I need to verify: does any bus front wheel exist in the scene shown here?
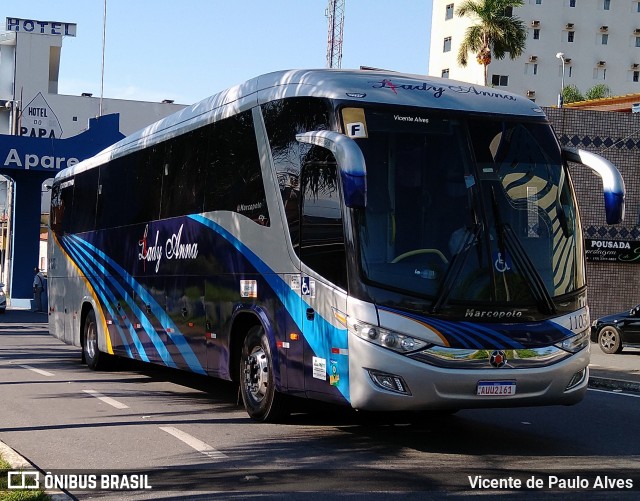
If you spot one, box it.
[239,325,288,422]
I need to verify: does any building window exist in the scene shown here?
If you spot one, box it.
[637,2,640,13]
[443,37,452,52]
[601,33,608,45]
[503,7,513,17]
[636,36,640,47]
[446,3,454,20]
[533,28,540,39]
[570,0,576,6]
[568,31,575,42]
[536,0,542,4]
[491,74,509,86]
[603,0,610,10]
[526,63,538,75]
[634,71,639,82]
[441,68,450,78]
[593,67,606,80]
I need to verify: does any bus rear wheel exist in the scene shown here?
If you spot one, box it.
[239,325,288,422]
[83,309,110,370]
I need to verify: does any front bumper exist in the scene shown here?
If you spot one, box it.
[348,334,589,411]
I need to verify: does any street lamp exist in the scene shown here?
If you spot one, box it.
[556,52,566,108]
[0,99,20,135]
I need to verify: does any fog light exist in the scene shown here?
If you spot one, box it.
[367,369,411,395]
[566,368,587,390]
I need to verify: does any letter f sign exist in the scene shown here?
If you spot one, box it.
[346,122,367,138]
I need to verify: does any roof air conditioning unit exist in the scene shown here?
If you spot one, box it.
[529,55,538,62]
[600,26,608,32]
[597,61,606,67]
[564,58,572,64]
[531,20,540,27]
[565,23,574,30]
[632,63,640,69]
[635,28,640,35]
[526,90,536,97]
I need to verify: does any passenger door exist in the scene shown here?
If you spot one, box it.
[297,152,350,401]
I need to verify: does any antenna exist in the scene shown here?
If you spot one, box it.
[326,0,345,68]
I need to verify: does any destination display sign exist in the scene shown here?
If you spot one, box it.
[585,238,640,264]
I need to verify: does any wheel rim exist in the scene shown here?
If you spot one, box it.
[243,346,269,403]
[600,328,617,350]
[86,322,97,359]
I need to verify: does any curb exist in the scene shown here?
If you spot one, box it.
[0,439,73,501]
[589,376,640,394]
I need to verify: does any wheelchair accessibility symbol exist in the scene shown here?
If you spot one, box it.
[301,277,316,297]
[494,252,511,273]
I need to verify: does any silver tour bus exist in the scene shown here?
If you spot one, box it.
[48,70,625,421]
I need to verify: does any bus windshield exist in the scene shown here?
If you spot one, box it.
[350,107,584,307]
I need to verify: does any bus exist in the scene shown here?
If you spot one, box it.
[48,69,625,422]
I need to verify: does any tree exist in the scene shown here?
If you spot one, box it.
[456,0,527,86]
[585,84,611,101]
[561,84,611,105]
[562,85,584,104]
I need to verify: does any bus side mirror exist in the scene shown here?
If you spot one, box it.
[296,130,367,208]
[562,147,625,225]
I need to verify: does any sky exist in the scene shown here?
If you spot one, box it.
[2,0,434,105]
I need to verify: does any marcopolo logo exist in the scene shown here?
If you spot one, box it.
[465,309,524,319]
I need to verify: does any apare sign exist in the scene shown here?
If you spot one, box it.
[0,114,124,173]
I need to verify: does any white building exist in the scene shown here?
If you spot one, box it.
[429,0,640,106]
[0,16,185,139]
[0,16,188,306]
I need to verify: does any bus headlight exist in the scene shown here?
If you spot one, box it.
[554,330,589,353]
[350,320,427,354]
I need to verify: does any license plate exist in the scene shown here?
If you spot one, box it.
[477,381,516,396]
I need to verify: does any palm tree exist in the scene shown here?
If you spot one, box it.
[456,0,527,86]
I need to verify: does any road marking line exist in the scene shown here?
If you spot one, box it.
[588,388,640,399]
[82,389,129,409]
[159,426,228,460]
[17,364,55,377]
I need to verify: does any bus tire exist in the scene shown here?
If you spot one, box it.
[239,325,288,422]
[83,309,109,370]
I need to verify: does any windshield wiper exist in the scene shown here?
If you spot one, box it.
[490,187,555,314]
[431,224,481,314]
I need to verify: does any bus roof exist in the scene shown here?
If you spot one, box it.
[56,69,546,180]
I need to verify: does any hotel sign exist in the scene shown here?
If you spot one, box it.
[585,238,640,264]
[6,17,76,37]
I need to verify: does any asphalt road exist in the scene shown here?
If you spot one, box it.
[1,309,639,500]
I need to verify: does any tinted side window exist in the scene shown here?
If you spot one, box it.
[97,147,163,229]
[51,180,74,236]
[160,128,206,219]
[204,110,269,225]
[262,98,333,249]
[299,149,347,290]
[71,168,99,233]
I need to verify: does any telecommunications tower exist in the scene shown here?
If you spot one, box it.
[326,0,345,68]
